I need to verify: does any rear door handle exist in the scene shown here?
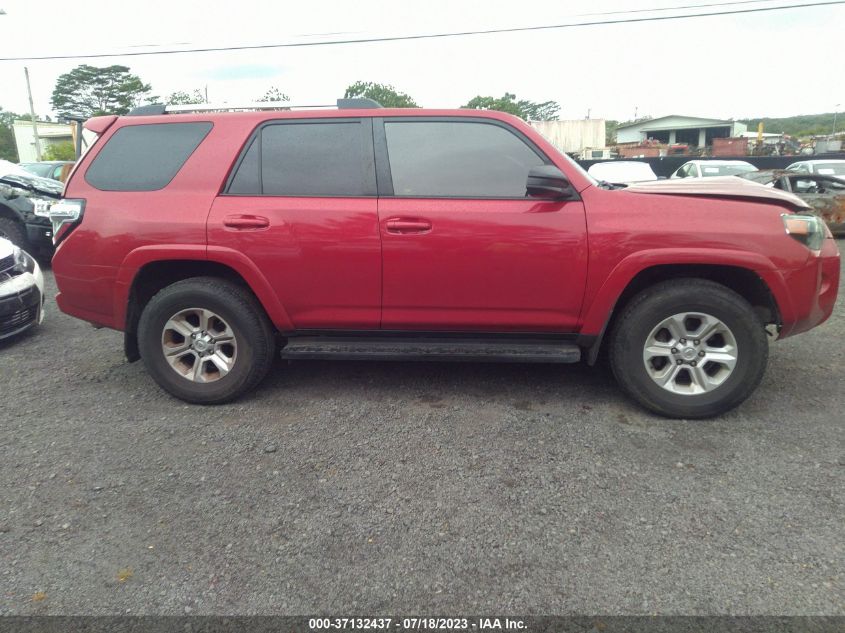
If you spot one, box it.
[223,214,270,230]
[385,217,432,234]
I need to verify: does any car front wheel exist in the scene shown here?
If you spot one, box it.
[609,279,769,418]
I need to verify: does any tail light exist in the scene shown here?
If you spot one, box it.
[49,199,85,245]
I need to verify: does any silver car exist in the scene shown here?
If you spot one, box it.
[0,237,44,340]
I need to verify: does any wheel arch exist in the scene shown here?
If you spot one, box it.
[119,248,293,361]
[581,260,783,365]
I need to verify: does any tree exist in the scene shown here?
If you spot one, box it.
[461,93,560,121]
[257,87,290,103]
[0,107,20,162]
[43,141,76,161]
[605,120,619,146]
[343,81,418,108]
[51,65,155,117]
[166,89,205,105]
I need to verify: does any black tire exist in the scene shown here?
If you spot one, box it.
[608,278,768,419]
[0,217,29,251]
[137,277,275,404]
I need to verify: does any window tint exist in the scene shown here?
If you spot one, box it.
[228,137,260,194]
[384,121,545,197]
[259,122,371,196]
[86,122,212,191]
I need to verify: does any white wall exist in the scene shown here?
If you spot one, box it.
[12,121,73,162]
[529,119,606,153]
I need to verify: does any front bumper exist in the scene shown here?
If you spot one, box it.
[777,237,840,339]
[0,253,45,340]
[24,218,54,251]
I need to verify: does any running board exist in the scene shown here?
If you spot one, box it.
[280,337,581,363]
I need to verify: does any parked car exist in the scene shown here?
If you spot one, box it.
[0,236,44,340]
[0,160,63,256]
[670,160,757,179]
[49,100,840,418]
[739,170,845,237]
[587,161,658,185]
[18,160,75,182]
[785,159,845,182]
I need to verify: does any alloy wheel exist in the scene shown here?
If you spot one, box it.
[160,308,238,383]
[642,312,738,395]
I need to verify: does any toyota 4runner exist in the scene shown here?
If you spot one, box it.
[50,99,840,418]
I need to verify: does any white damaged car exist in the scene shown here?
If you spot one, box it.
[0,236,44,340]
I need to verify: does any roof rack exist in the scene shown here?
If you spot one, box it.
[127,97,383,116]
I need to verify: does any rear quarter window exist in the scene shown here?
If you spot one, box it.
[85,122,212,191]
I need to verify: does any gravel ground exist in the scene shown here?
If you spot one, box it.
[1,251,843,616]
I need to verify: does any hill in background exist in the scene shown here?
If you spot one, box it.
[739,112,839,138]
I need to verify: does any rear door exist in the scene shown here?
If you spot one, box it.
[374,117,588,332]
[208,118,381,329]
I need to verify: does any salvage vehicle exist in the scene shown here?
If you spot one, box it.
[670,160,757,179]
[49,100,840,418]
[739,170,845,236]
[0,160,63,256]
[0,236,44,340]
[18,160,75,182]
[785,159,845,182]
[586,161,658,185]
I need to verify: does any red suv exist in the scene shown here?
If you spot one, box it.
[50,99,840,418]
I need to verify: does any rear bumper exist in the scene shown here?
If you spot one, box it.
[777,238,840,339]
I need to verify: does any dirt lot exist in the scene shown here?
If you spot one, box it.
[1,251,843,615]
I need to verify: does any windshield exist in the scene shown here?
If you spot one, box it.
[560,151,598,185]
[814,162,845,176]
[19,163,55,178]
[588,162,656,183]
[700,164,756,177]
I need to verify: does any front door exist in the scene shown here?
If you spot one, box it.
[376,118,588,332]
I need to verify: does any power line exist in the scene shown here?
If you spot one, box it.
[1,0,842,62]
[574,0,788,17]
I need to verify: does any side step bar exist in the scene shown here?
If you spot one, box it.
[280,337,581,363]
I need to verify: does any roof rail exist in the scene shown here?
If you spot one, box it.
[127,98,383,116]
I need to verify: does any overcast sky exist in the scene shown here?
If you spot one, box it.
[0,0,842,122]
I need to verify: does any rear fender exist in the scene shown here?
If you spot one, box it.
[114,245,294,333]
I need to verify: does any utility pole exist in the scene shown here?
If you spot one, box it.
[24,66,42,161]
[834,104,840,137]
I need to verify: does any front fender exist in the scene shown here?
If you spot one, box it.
[579,247,791,336]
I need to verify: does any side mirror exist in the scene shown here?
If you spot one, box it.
[526,165,575,199]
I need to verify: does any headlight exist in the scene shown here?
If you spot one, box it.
[782,214,826,251]
[32,198,54,217]
[11,245,37,274]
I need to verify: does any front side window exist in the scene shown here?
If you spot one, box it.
[228,120,374,196]
[86,122,212,191]
[384,120,546,198]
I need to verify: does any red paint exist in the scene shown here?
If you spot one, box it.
[53,107,839,346]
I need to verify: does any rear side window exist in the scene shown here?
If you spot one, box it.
[85,122,212,191]
[227,120,375,196]
[384,121,546,198]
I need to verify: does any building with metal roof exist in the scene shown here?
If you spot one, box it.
[616,115,747,149]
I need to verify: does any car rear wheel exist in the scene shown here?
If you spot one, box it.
[138,277,275,404]
[609,279,769,418]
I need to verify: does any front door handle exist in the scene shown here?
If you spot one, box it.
[223,214,270,230]
[385,217,432,234]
